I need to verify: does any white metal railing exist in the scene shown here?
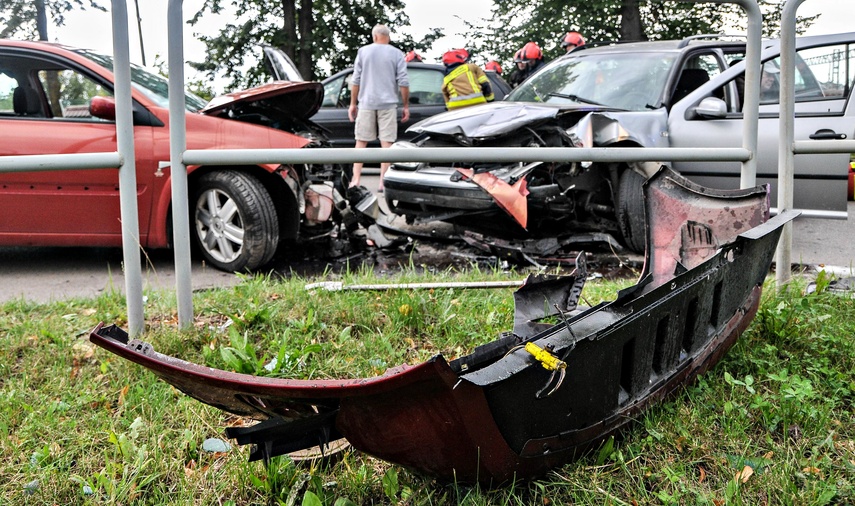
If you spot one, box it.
[0,0,145,336]
[166,0,762,328]
[7,0,844,333]
[776,0,853,286]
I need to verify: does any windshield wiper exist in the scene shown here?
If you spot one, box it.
[547,92,605,106]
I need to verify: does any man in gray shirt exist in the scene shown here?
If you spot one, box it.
[348,24,410,192]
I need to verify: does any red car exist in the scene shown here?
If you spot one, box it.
[0,40,344,271]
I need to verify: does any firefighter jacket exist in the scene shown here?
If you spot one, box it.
[442,63,495,110]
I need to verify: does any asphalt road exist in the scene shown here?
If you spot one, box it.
[1,177,853,304]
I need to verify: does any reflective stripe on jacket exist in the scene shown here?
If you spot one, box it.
[442,63,494,110]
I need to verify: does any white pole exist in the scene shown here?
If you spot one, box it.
[111,0,145,336]
[168,0,195,328]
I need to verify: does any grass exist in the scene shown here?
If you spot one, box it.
[0,263,853,505]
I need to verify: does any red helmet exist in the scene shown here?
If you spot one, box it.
[515,42,542,62]
[485,60,503,74]
[405,50,423,62]
[560,31,586,49]
[442,48,469,66]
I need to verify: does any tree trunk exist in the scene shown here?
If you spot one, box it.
[619,0,646,41]
[35,0,48,40]
[298,0,314,80]
[281,0,297,60]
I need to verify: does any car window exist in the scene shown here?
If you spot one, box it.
[721,43,851,113]
[407,67,444,105]
[0,73,16,114]
[507,52,676,111]
[322,74,346,107]
[792,44,852,107]
[74,49,207,112]
[671,53,725,104]
[37,68,112,120]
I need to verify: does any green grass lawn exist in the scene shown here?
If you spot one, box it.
[1,266,853,505]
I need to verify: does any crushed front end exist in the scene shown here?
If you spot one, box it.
[383,103,669,253]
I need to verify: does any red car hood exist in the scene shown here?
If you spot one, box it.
[201,81,324,120]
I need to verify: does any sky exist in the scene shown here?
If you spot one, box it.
[49,0,853,93]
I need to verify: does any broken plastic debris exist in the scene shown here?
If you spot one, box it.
[201,438,231,453]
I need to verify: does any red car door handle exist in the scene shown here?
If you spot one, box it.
[809,129,847,140]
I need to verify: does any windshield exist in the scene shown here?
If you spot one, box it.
[506,52,676,111]
[75,49,208,112]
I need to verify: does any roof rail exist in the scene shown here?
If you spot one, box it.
[571,39,643,51]
[678,34,748,48]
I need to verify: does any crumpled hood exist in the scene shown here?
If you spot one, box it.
[407,101,573,139]
[201,81,324,120]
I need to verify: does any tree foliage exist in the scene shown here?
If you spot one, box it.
[0,0,104,40]
[463,0,817,76]
[189,0,443,89]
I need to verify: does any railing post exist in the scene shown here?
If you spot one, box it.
[704,0,762,188]
[775,0,805,288]
[111,0,145,336]
[168,0,194,328]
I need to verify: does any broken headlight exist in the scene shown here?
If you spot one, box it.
[390,141,422,171]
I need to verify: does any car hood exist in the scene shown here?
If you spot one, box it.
[407,101,608,139]
[201,81,324,120]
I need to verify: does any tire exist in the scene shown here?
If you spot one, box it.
[192,171,279,272]
[616,168,647,253]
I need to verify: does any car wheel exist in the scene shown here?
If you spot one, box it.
[617,168,646,253]
[192,171,279,272]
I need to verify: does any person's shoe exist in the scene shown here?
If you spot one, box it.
[377,188,384,194]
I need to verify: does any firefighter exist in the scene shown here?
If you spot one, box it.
[441,48,495,110]
[405,50,423,62]
[508,42,545,88]
[560,31,586,53]
[485,60,503,75]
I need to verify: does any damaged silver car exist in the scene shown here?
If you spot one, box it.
[384,34,853,252]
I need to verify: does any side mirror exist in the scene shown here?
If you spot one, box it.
[694,97,727,119]
[89,96,116,121]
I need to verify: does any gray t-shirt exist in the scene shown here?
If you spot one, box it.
[351,43,409,110]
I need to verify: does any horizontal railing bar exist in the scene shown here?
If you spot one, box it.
[793,140,855,154]
[771,207,848,219]
[183,147,752,166]
[0,152,121,173]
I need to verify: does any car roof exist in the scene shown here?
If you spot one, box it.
[322,61,506,83]
[570,36,749,57]
[567,31,855,59]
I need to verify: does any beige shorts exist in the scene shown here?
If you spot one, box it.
[355,108,398,143]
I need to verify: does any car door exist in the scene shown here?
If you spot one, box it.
[669,39,852,213]
[402,65,447,135]
[311,70,356,147]
[0,49,156,246]
[486,70,512,100]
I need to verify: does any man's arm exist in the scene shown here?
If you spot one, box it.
[348,84,360,122]
[399,86,410,122]
[474,66,495,102]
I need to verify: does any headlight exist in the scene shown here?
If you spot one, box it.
[390,141,422,170]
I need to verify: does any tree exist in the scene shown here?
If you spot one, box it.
[0,0,104,41]
[189,0,443,90]
[463,0,817,75]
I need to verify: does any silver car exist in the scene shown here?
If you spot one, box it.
[383,34,852,252]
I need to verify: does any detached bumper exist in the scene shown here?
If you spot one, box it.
[90,168,795,485]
